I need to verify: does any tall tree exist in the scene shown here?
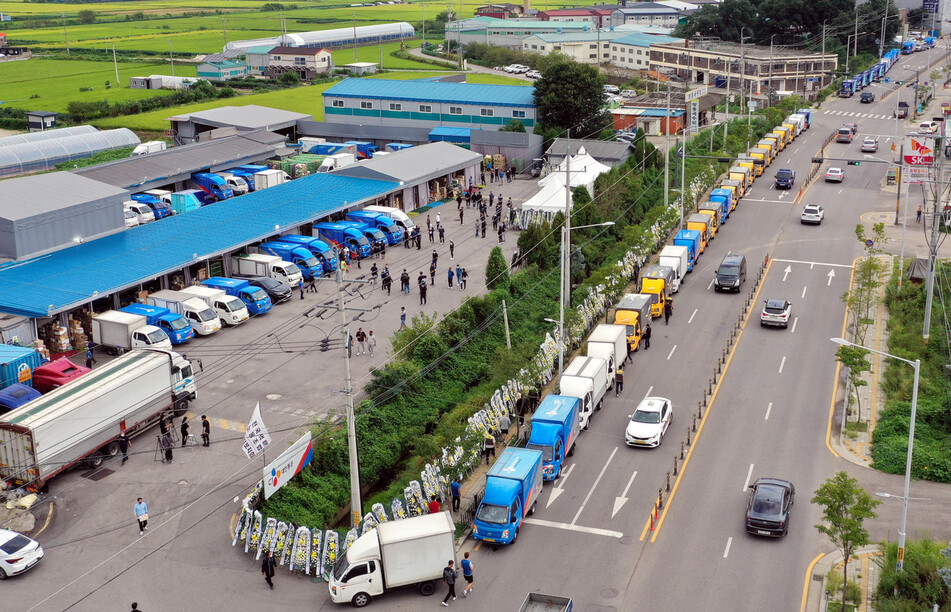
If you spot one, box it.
[812,471,881,612]
[533,60,612,138]
[485,246,510,290]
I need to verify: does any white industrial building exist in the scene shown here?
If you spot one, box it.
[223,22,415,53]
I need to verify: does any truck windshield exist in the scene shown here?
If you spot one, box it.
[332,555,350,581]
[169,317,189,331]
[283,263,302,276]
[357,237,370,246]
[195,308,217,322]
[718,265,740,277]
[526,442,553,461]
[625,325,636,337]
[303,256,320,269]
[146,329,167,343]
[475,502,511,525]
[248,288,268,302]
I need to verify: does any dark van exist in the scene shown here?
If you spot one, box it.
[714,254,747,293]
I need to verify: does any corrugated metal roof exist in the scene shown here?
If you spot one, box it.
[0,173,129,221]
[545,138,632,161]
[324,78,535,107]
[0,173,400,318]
[74,130,286,190]
[168,105,312,130]
[612,108,685,117]
[333,142,481,183]
[613,33,683,47]
[528,31,628,43]
[244,45,276,55]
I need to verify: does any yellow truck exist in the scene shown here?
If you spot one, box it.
[748,147,770,170]
[639,265,675,318]
[720,180,741,209]
[727,167,749,196]
[781,122,797,142]
[614,293,653,351]
[764,134,784,153]
[697,204,721,237]
[738,156,762,178]
[756,139,776,164]
[771,127,792,147]
[686,213,711,252]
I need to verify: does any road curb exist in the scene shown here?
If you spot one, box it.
[803,545,882,612]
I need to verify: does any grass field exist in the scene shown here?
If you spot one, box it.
[0,58,198,112]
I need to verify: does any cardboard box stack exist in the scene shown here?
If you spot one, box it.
[31,339,49,361]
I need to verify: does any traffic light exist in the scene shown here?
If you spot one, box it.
[717,157,732,163]
[811,157,824,164]
[847,161,861,166]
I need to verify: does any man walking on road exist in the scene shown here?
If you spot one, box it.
[664,298,672,325]
[134,497,149,535]
[456,265,462,290]
[439,226,446,243]
[355,328,367,356]
[400,307,407,330]
[460,268,468,290]
[262,550,276,590]
[367,331,377,356]
[420,279,428,305]
[430,261,437,285]
[615,367,624,396]
[442,560,458,606]
[448,267,454,288]
[450,478,462,512]
[643,324,651,350]
[118,429,130,464]
[449,240,455,259]
[201,415,211,447]
[180,417,189,447]
[461,552,474,596]
[85,346,97,369]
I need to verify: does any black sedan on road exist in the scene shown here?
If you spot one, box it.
[238,276,292,304]
[745,478,795,537]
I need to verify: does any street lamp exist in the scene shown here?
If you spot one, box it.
[831,337,920,572]
[551,221,616,387]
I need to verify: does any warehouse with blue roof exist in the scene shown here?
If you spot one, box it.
[323,78,537,131]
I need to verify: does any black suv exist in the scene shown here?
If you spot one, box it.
[746,478,795,537]
[236,276,292,303]
[714,254,747,293]
[860,91,875,103]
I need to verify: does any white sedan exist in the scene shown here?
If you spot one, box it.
[0,529,44,579]
[825,168,844,182]
[800,204,824,224]
[625,397,672,448]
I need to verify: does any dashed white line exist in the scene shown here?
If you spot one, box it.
[688,308,698,324]
[707,279,715,290]
[801,286,807,299]
[778,355,787,373]
[643,385,654,400]
[743,463,754,491]
[838,189,843,195]
[790,317,798,334]
[666,345,677,360]
[765,402,773,420]
[723,537,733,558]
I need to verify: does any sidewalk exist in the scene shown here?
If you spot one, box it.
[804,546,883,612]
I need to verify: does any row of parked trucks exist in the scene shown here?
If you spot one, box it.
[840,48,901,97]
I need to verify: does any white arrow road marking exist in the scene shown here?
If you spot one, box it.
[783,265,792,281]
[765,402,773,420]
[827,269,836,286]
[612,470,639,518]
[571,447,617,525]
[743,463,754,491]
[723,537,733,558]
[778,355,787,373]
[688,308,698,324]
[778,190,787,199]
[546,463,576,508]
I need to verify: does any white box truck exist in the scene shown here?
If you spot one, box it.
[146,290,222,336]
[329,511,456,607]
[179,286,249,326]
[130,141,167,156]
[253,169,285,190]
[363,205,417,234]
[658,245,689,293]
[92,310,172,352]
[217,172,249,195]
[0,350,197,488]
[143,189,172,206]
[585,324,627,386]
[317,152,357,173]
[232,253,303,288]
[559,356,609,430]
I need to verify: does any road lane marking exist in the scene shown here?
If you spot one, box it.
[800,554,827,612]
[838,189,843,195]
[571,447,617,525]
[688,308,698,324]
[612,470,639,518]
[827,269,836,285]
[707,279,715,290]
[743,463,754,490]
[779,355,787,373]
[547,463,575,507]
[666,345,677,360]
[643,258,774,542]
[643,385,654,400]
[771,258,854,269]
[723,537,733,558]
[783,265,792,281]
[523,517,623,539]
[790,317,798,334]
[765,402,773,420]
[826,257,860,458]
[801,286,807,299]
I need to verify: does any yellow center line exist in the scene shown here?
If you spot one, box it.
[33,502,54,537]
[825,256,860,457]
[640,258,773,542]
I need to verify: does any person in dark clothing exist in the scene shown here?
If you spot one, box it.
[459,208,464,224]
[432,250,438,270]
[401,270,410,294]
[460,268,468,290]
[615,367,624,396]
[118,430,131,464]
[664,298,672,325]
[428,226,435,242]
[420,281,428,305]
[450,479,462,512]
[643,324,652,349]
[180,417,189,447]
[382,273,392,295]
[475,220,480,237]
[498,226,504,243]
[439,226,445,243]
[262,550,276,590]
[430,261,437,285]
[370,263,378,283]
[448,268,454,288]
[161,432,174,463]
[201,415,210,446]
[481,220,487,238]
[85,346,97,369]
[442,561,458,606]
[449,240,455,259]
[456,194,462,208]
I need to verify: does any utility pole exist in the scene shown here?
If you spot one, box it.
[854,9,859,58]
[923,133,945,342]
[769,35,775,107]
[113,45,120,86]
[664,88,671,214]
[169,40,175,76]
[63,13,69,56]
[222,15,228,44]
[739,28,746,114]
[880,2,889,58]
[312,250,375,527]
[821,22,828,89]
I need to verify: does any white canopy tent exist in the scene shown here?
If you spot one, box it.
[537,146,611,199]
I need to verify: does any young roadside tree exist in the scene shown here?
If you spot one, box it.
[844,222,888,346]
[812,471,881,612]
[835,345,871,422]
[485,246,509,290]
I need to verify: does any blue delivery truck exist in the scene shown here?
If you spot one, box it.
[257,241,324,279]
[344,140,378,159]
[796,109,812,129]
[202,278,272,316]
[472,447,544,545]
[314,222,372,259]
[346,210,404,246]
[279,235,337,273]
[119,304,194,344]
[190,172,233,201]
[673,229,702,270]
[339,221,387,255]
[709,188,733,220]
[0,383,41,413]
[527,395,580,481]
[131,194,172,219]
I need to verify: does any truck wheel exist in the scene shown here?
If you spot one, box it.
[174,399,189,417]
[104,442,120,457]
[352,592,371,607]
[567,445,575,457]
[511,528,518,544]
[86,453,104,469]
[528,501,537,516]
[596,399,603,412]
[419,580,436,596]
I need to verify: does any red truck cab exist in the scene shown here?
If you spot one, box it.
[32,358,91,393]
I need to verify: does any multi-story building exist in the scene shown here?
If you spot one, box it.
[649,39,839,96]
[196,60,249,81]
[610,2,683,28]
[522,31,629,64]
[447,17,594,49]
[323,78,536,131]
[474,3,526,19]
[267,46,333,80]
[609,33,682,70]
[535,7,616,28]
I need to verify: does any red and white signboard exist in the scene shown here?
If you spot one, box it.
[904,137,935,165]
[902,166,929,184]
